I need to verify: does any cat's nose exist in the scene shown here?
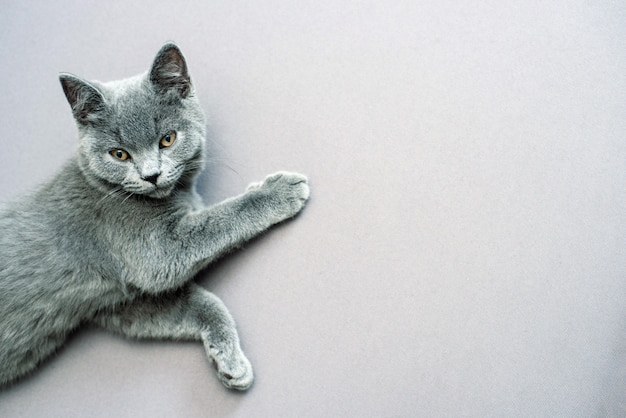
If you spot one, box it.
[142,173,160,185]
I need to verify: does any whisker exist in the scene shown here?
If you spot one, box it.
[221,163,239,176]
[121,192,135,204]
[97,187,125,205]
[202,160,240,176]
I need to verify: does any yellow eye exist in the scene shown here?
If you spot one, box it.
[160,131,176,148]
[110,149,130,161]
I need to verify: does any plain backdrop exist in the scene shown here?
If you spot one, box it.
[0,1,625,417]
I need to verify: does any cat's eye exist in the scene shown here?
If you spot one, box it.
[159,131,177,148]
[110,149,130,161]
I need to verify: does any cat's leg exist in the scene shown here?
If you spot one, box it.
[176,172,309,270]
[91,283,253,390]
[128,172,309,294]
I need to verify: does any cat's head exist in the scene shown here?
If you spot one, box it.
[60,43,206,199]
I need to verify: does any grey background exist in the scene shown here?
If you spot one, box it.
[1,1,625,417]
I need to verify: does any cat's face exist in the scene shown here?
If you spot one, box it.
[60,44,206,199]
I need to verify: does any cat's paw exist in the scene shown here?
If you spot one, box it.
[247,171,310,224]
[207,344,254,391]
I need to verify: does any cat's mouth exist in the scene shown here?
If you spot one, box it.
[116,165,186,199]
[122,180,177,199]
[146,185,176,199]
[140,180,178,198]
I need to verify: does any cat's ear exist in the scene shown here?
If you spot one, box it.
[150,43,192,99]
[59,73,106,125]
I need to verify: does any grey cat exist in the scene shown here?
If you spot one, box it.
[0,43,309,390]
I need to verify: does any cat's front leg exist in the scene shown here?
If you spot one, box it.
[92,284,254,390]
[123,172,308,295]
[174,171,309,271]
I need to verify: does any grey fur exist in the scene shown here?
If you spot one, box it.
[0,43,309,390]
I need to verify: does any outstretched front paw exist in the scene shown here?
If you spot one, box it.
[247,171,310,224]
